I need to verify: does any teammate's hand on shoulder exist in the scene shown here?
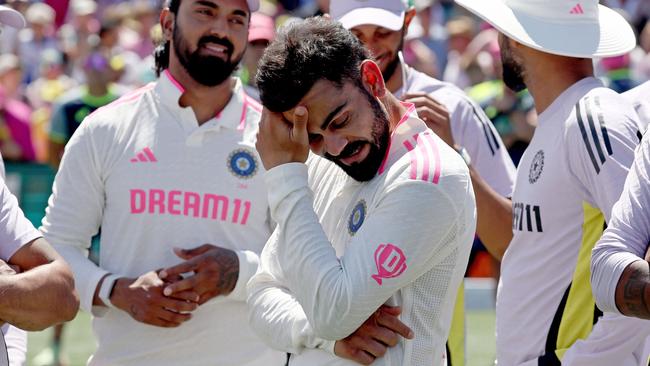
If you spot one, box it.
[334,306,414,365]
[401,93,454,147]
[256,106,310,170]
[110,270,199,328]
[159,244,239,305]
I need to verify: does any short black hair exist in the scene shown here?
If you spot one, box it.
[256,17,370,112]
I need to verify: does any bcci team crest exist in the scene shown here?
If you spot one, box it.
[529,150,545,184]
[348,200,367,235]
[228,149,258,179]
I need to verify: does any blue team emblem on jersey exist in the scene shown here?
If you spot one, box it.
[529,150,545,184]
[348,200,367,235]
[228,149,258,179]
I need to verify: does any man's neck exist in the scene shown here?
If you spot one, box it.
[87,83,109,97]
[385,59,405,95]
[525,58,594,115]
[168,63,235,125]
[383,93,408,133]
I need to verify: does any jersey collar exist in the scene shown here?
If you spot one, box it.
[377,102,429,175]
[156,69,249,131]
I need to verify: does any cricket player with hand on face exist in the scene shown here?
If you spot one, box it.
[247,17,476,366]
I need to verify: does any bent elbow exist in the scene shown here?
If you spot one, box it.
[52,260,80,323]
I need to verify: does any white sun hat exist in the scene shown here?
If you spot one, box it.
[330,0,411,31]
[0,5,25,29]
[454,0,636,58]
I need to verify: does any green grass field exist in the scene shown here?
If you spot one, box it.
[25,310,496,366]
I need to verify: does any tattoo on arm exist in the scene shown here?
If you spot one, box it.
[617,262,650,319]
[215,250,239,294]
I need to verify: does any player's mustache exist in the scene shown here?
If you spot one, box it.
[198,36,234,55]
[327,140,369,161]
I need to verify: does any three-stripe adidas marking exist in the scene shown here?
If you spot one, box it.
[402,131,441,184]
[569,3,584,14]
[130,147,158,163]
[470,103,500,156]
[575,96,613,174]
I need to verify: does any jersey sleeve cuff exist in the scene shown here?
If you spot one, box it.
[227,250,260,302]
[592,252,642,314]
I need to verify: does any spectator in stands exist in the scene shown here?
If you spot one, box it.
[242,12,276,100]
[18,2,59,85]
[58,0,101,79]
[0,54,36,163]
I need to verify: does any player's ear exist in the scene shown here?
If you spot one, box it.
[160,8,174,42]
[360,60,386,98]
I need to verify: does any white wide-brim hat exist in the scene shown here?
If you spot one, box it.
[454,0,636,58]
[0,5,25,29]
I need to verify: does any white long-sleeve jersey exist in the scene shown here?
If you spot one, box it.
[40,71,284,366]
[591,131,650,314]
[248,105,476,365]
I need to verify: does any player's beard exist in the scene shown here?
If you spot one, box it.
[173,22,243,87]
[325,88,390,182]
[500,41,527,92]
[381,31,405,82]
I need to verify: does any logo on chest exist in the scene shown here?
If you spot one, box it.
[528,150,545,184]
[228,149,258,179]
[348,200,367,235]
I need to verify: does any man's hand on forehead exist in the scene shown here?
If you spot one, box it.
[256,106,310,170]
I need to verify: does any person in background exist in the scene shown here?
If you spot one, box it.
[455,0,650,364]
[0,55,36,163]
[17,2,59,85]
[242,12,276,100]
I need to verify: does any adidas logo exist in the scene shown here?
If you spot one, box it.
[569,3,584,14]
[130,147,158,163]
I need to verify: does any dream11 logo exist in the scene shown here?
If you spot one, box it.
[372,244,407,285]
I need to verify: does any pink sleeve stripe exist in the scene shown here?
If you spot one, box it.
[164,69,186,93]
[238,94,263,130]
[419,132,441,184]
[402,140,418,180]
[416,135,431,182]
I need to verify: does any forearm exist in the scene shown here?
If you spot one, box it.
[0,259,78,330]
[614,260,650,319]
[469,165,513,260]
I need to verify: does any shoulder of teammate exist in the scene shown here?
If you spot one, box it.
[565,87,640,218]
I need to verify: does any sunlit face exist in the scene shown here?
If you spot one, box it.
[498,33,527,92]
[351,24,404,82]
[282,79,391,182]
[171,0,249,86]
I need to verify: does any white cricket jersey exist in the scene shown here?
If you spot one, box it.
[623,80,650,134]
[396,65,516,197]
[40,70,284,366]
[497,77,650,366]
[592,132,650,314]
[248,105,476,365]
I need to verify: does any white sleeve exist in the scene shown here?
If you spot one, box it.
[225,249,260,302]
[0,177,42,261]
[591,134,650,314]
[262,162,472,341]
[566,104,639,222]
[2,325,26,366]
[40,121,108,315]
[248,230,334,354]
[453,97,516,197]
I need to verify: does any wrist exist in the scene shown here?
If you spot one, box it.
[98,274,121,309]
[109,277,132,311]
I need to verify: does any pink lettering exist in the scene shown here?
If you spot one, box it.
[183,192,201,217]
[241,201,251,225]
[232,199,241,224]
[130,189,146,214]
[202,194,228,220]
[149,189,166,214]
[168,190,182,215]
